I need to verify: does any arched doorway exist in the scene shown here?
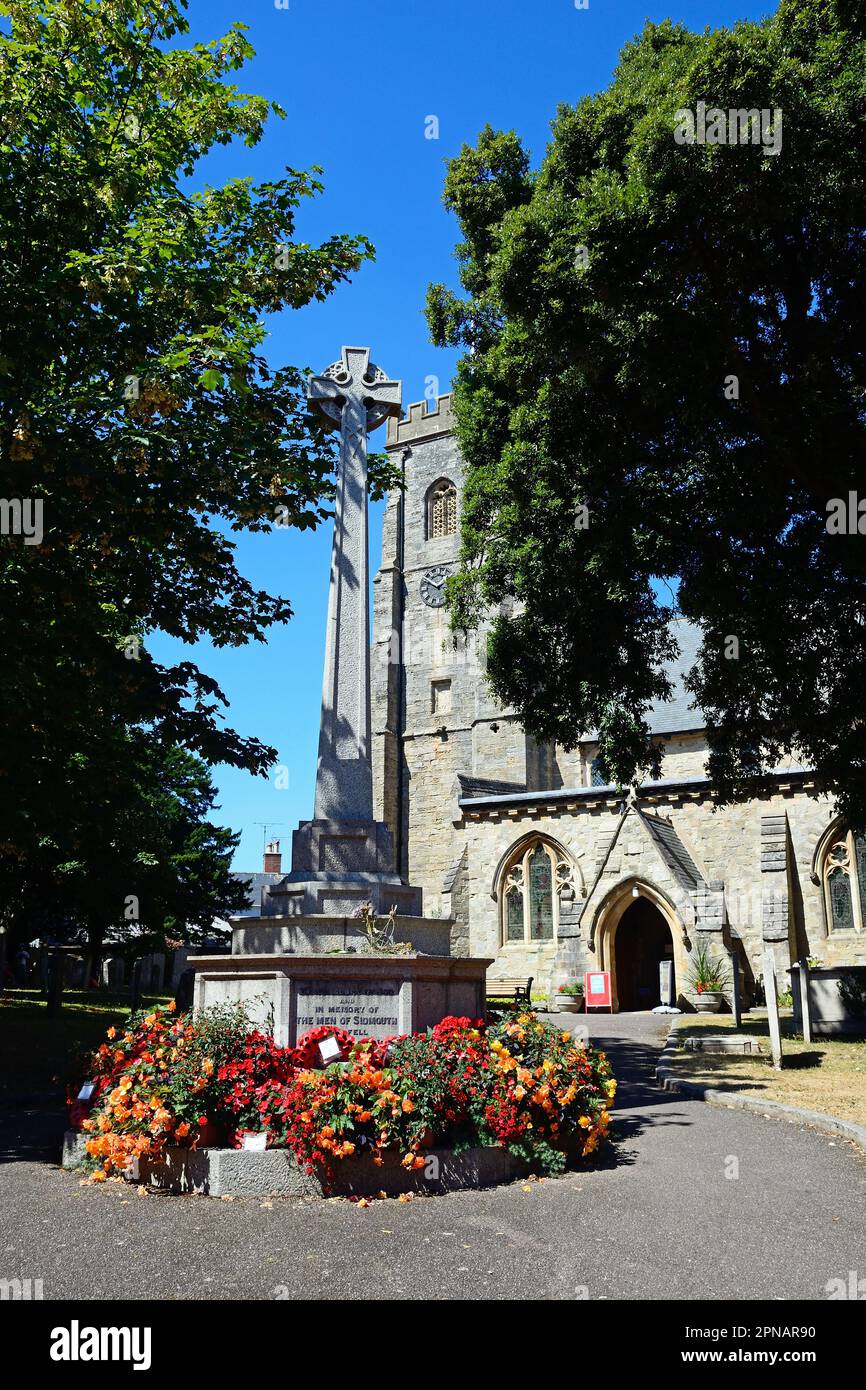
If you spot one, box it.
[613,897,675,1011]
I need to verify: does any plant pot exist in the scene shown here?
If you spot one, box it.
[690,991,723,1014]
[557,995,584,1013]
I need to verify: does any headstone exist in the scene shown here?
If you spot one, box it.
[797,958,813,1044]
[762,948,783,1070]
[46,951,64,1018]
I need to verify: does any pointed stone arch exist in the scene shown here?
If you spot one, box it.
[490,831,584,901]
[590,877,689,1012]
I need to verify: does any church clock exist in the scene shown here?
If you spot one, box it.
[419,566,448,608]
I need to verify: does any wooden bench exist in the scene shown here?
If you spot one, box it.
[486,976,534,1013]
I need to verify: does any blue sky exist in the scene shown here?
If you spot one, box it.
[152,0,774,870]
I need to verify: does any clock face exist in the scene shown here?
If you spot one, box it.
[420,566,448,608]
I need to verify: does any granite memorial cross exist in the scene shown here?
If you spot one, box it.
[307,347,402,823]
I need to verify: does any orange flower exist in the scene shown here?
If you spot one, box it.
[106,1027,117,1040]
[401,1097,415,1114]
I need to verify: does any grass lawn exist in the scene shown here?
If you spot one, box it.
[0,989,171,1102]
[668,1013,866,1127]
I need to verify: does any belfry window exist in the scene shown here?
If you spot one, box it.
[428,479,457,539]
[821,828,866,933]
[501,839,562,945]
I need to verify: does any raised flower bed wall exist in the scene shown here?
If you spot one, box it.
[72,1141,529,1199]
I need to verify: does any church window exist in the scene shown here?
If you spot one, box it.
[428,479,458,539]
[821,828,866,933]
[590,756,608,787]
[500,839,564,946]
[431,678,452,715]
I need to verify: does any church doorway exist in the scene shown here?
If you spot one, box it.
[613,897,675,1011]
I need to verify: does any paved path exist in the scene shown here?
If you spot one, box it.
[1,1013,863,1300]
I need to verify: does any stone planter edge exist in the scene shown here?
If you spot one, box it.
[61,1131,530,1198]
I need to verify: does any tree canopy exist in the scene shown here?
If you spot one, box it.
[427,0,866,822]
[0,0,378,942]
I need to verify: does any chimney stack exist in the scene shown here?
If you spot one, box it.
[263,839,282,875]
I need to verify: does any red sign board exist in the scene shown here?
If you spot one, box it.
[584,970,612,1011]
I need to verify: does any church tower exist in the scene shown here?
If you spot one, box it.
[372,394,542,924]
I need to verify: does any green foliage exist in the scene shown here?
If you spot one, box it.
[0,0,376,935]
[427,0,866,818]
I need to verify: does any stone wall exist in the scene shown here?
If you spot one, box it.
[457,779,866,999]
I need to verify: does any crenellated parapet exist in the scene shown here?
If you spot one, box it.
[386,393,455,448]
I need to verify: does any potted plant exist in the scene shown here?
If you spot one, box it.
[688,945,730,1013]
[556,982,585,1013]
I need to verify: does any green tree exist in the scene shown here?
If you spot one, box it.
[0,1,384,887]
[427,0,866,821]
[0,738,249,979]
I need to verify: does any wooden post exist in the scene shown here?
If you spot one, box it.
[797,958,813,1044]
[763,948,783,1070]
[729,949,742,1028]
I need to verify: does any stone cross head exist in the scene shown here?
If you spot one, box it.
[307,345,401,433]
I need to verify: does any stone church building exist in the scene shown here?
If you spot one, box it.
[371,393,866,1009]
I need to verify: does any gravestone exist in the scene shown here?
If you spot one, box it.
[762,948,784,1070]
[797,957,813,1043]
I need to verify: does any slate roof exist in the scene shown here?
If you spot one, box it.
[230,870,282,917]
[456,774,526,797]
[646,617,704,735]
[638,811,706,890]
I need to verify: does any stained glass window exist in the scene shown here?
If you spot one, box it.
[828,866,855,932]
[822,829,865,933]
[856,834,866,927]
[528,844,554,940]
[500,840,565,946]
[506,889,524,941]
[590,757,608,787]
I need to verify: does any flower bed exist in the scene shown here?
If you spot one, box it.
[69,1002,615,1194]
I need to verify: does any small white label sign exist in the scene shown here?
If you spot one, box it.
[241,1132,268,1152]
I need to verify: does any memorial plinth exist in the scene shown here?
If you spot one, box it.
[192,953,492,1047]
